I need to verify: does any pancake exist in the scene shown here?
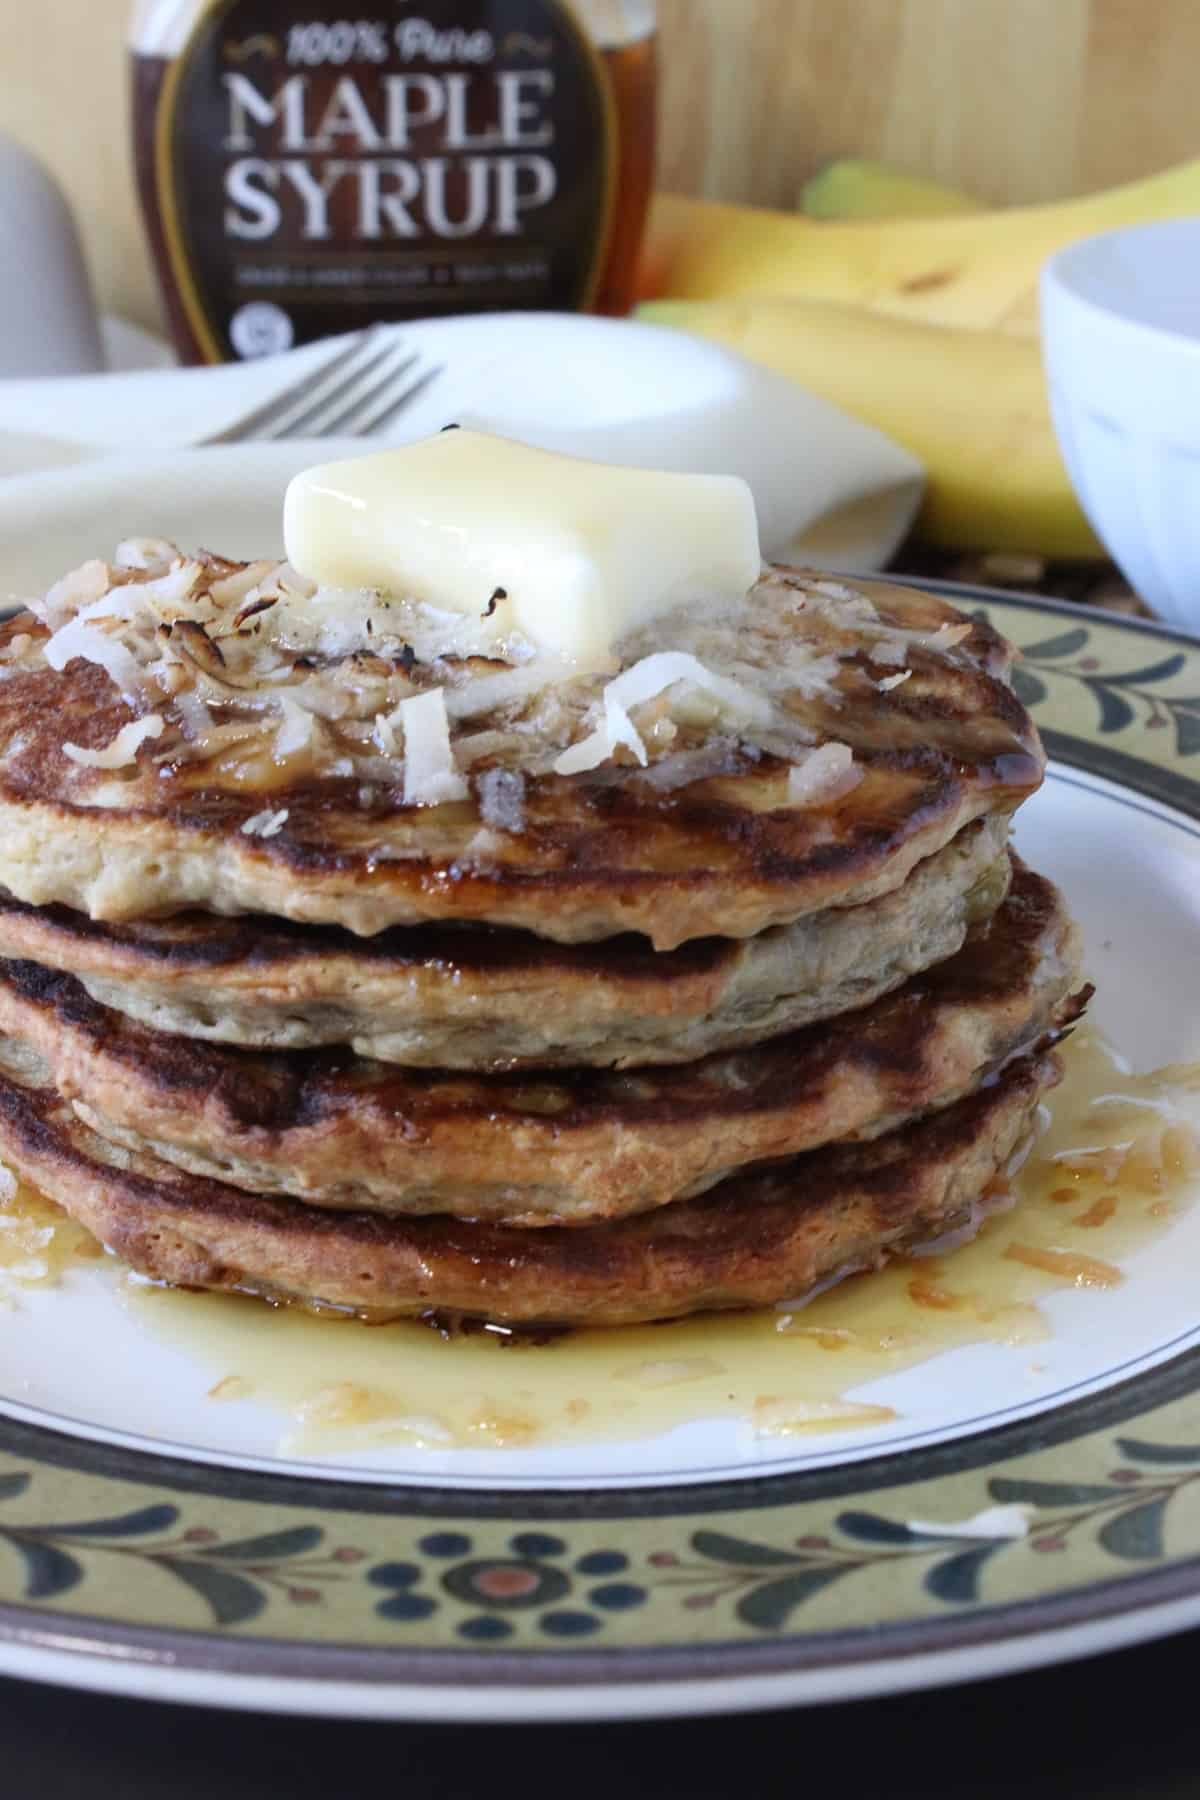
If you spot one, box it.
[0,816,1010,1069]
[0,556,1043,947]
[0,859,1084,1226]
[0,1039,1058,1326]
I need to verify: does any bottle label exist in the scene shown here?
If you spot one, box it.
[154,1,618,359]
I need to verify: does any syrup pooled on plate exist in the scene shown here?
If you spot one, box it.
[101,1027,1200,1456]
[0,1167,103,1302]
[6,1029,1199,1454]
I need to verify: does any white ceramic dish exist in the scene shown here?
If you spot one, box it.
[1041,217,1200,634]
[0,456,1198,1719]
[0,761,1196,1495]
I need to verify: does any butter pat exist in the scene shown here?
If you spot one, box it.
[283,431,761,668]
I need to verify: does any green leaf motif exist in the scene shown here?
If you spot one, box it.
[9,1538,83,1602]
[1104,654,1188,688]
[835,1510,925,1546]
[1098,1498,1169,1562]
[16,1504,178,1541]
[690,1530,803,1570]
[160,1557,267,1628]
[0,1474,30,1502]
[989,1477,1128,1507]
[1175,709,1200,758]
[1084,680,1136,735]
[923,1544,1001,1606]
[1010,666,1048,710]
[737,1565,850,1632]
[1115,1436,1200,1466]
[196,1526,323,1562]
[1021,628,1090,660]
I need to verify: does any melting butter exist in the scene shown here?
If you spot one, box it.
[283,431,762,669]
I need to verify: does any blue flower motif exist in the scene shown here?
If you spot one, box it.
[588,1582,647,1611]
[457,1614,514,1643]
[575,1551,629,1576]
[367,1559,437,1623]
[540,1610,601,1638]
[377,1590,437,1623]
[509,1531,566,1558]
[419,1532,473,1559]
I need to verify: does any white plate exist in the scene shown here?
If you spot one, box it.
[0,482,1197,1716]
[1,764,1196,1495]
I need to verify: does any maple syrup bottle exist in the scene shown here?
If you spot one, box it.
[130,0,657,363]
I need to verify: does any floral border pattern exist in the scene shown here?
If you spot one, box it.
[0,591,1197,1692]
[5,1428,1200,1650]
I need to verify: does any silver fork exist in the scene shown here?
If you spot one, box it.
[202,327,443,445]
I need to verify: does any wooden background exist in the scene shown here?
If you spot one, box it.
[3,0,1199,334]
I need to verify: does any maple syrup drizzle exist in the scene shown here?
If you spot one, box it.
[5,1027,1200,1454]
[0,1176,102,1301]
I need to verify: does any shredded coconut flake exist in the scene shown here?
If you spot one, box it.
[476,766,526,833]
[877,669,912,692]
[637,737,747,792]
[554,652,771,777]
[619,1358,725,1389]
[373,709,400,755]
[786,742,861,807]
[604,688,651,768]
[62,714,165,769]
[241,808,289,838]
[554,712,626,776]
[787,652,845,700]
[442,662,564,722]
[114,538,178,574]
[751,1397,896,1436]
[810,579,863,603]
[868,620,972,666]
[462,825,507,861]
[274,693,317,758]
[138,561,204,617]
[43,616,143,698]
[608,651,772,726]
[25,547,956,805]
[867,638,907,668]
[0,632,33,664]
[33,559,110,631]
[210,561,281,610]
[929,622,973,649]
[399,688,468,807]
[173,688,214,740]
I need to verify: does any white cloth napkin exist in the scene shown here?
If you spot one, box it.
[0,313,923,575]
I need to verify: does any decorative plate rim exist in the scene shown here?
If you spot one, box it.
[0,582,1197,1719]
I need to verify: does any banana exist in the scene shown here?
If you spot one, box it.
[639,158,1200,334]
[802,159,981,220]
[637,298,1102,559]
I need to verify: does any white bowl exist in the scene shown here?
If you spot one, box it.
[1040,217,1200,634]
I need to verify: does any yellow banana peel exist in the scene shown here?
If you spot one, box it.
[640,158,1200,335]
[638,297,1102,559]
[801,159,981,220]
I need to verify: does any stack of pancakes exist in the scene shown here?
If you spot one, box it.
[0,551,1084,1327]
